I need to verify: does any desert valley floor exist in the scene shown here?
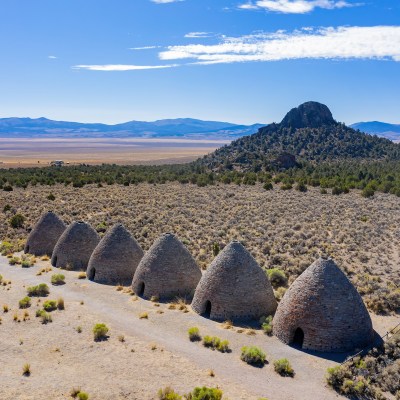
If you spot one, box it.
[0,183,399,399]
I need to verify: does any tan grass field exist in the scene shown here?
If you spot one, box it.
[0,138,228,167]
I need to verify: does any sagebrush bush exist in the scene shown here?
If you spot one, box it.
[240,346,266,366]
[51,273,65,285]
[260,315,273,335]
[187,387,223,400]
[43,300,57,312]
[27,283,49,297]
[188,327,201,342]
[202,336,230,353]
[273,358,294,377]
[93,323,109,341]
[19,297,31,309]
[266,268,287,288]
[157,386,182,400]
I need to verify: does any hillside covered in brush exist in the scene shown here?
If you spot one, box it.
[196,102,400,172]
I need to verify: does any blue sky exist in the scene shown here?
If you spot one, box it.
[0,0,399,125]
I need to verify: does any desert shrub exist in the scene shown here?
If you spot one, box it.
[43,300,57,312]
[19,297,31,309]
[3,204,11,212]
[188,327,201,342]
[240,346,266,366]
[36,310,52,324]
[273,358,294,377]
[295,182,308,192]
[202,336,230,353]
[47,193,56,201]
[0,241,14,256]
[51,273,65,285]
[77,392,89,400]
[212,243,220,257]
[362,186,375,198]
[260,315,273,336]
[21,259,32,268]
[10,214,25,228]
[266,268,287,288]
[158,387,182,400]
[9,257,20,265]
[281,183,293,190]
[263,181,273,190]
[187,387,223,400]
[93,323,109,341]
[274,287,287,301]
[27,283,49,297]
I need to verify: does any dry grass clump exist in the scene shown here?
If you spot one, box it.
[1,183,399,312]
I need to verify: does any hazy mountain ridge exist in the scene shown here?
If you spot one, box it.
[0,117,263,140]
[350,121,400,142]
[195,102,400,171]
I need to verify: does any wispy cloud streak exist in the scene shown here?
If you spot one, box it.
[72,64,179,71]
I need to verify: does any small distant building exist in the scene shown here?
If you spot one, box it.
[51,221,100,270]
[131,233,201,301]
[50,160,64,167]
[192,241,277,322]
[87,224,144,285]
[273,257,374,352]
[24,211,66,256]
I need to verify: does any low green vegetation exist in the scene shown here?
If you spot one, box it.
[273,358,295,377]
[326,328,400,398]
[158,386,223,400]
[202,336,230,353]
[188,327,201,342]
[43,300,57,311]
[259,315,273,336]
[0,159,399,198]
[9,213,25,228]
[22,363,31,376]
[240,346,266,366]
[27,283,49,297]
[51,273,65,285]
[93,323,109,341]
[18,297,31,309]
[266,268,287,288]
[36,309,52,324]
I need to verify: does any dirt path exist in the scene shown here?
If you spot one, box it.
[2,255,393,399]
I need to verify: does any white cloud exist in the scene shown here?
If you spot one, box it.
[159,26,400,64]
[239,0,358,13]
[185,32,215,38]
[72,64,179,71]
[151,0,184,3]
[48,55,57,59]
[129,46,160,50]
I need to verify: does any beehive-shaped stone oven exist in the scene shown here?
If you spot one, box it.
[51,221,100,270]
[273,257,374,352]
[24,211,66,256]
[192,241,277,321]
[131,233,201,301]
[87,223,144,285]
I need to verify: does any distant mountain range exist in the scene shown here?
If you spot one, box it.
[0,117,264,140]
[350,122,400,142]
[0,116,398,143]
[195,102,400,171]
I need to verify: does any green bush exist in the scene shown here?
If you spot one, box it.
[187,387,223,400]
[362,186,375,198]
[260,315,273,336]
[19,296,31,309]
[21,259,33,268]
[36,309,52,324]
[295,183,308,192]
[240,346,266,366]
[51,273,65,285]
[202,336,230,353]
[266,268,287,288]
[10,214,25,228]
[77,392,89,400]
[188,327,201,342]
[273,358,294,377]
[93,323,109,341]
[263,181,273,191]
[27,283,49,297]
[158,387,182,400]
[43,300,57,312]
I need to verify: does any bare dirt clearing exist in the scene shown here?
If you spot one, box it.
[0,138,227,167]
[3,256,396,400]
